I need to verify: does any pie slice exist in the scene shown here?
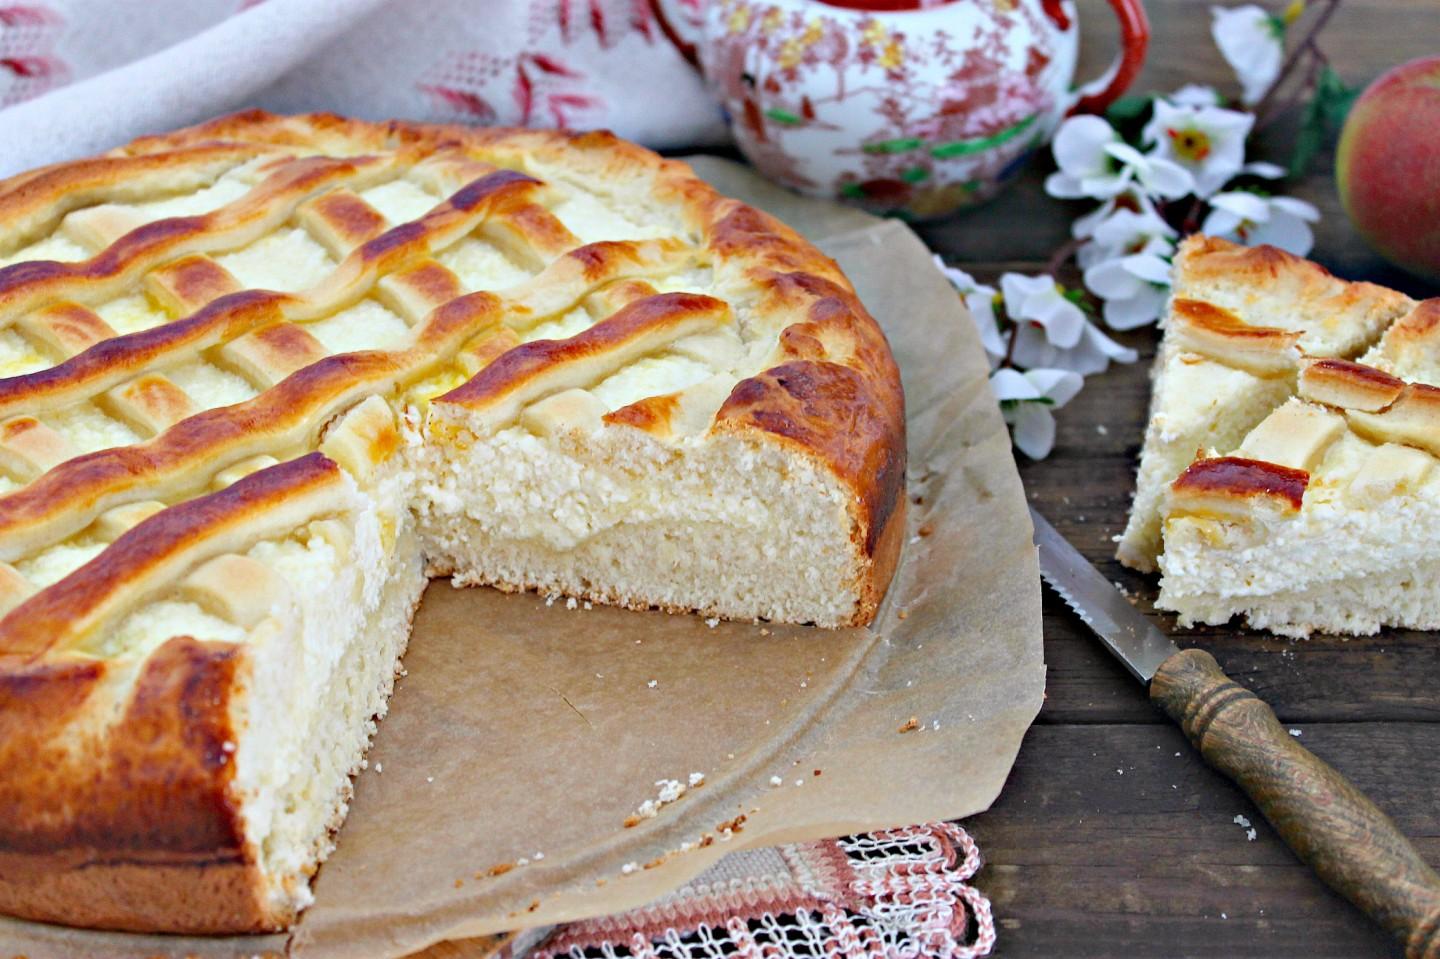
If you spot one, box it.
[1115,235,1414,571]
[1156,297,1440,636]
[0,113,906,933]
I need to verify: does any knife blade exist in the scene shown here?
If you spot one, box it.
[1030,506,1440,959]
[1030,508,1176,683]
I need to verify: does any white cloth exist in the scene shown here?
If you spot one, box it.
[0,0,728,177]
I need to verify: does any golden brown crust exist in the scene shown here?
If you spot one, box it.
[0,110,907,932]
[0,637,279,933]
[1169,456,1309,515]
[1168,297,1301,374]
[1298,357,1405,411]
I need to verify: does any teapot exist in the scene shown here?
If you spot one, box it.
[651,0,1149,219]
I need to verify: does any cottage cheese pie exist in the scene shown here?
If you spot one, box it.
[1119,235,1440,636]
[1115,235,1414,571]
[0,113,905,933]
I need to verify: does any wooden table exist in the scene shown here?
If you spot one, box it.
[915,1,1440,955]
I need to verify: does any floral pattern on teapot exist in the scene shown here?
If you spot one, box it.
[700,0,1076,218]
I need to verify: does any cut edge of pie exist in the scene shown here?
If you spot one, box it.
[0,112,906,934]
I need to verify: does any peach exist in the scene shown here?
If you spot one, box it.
[1336,55,1440,284]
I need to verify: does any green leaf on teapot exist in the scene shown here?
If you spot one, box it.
[763,108,803,125]
[929,114,1038,158]
[862,137,925,155]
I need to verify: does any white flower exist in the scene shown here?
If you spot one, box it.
[1009,313,1140,375]
[1202,191,1321,254]
[990,367,1084,460]
[1001,273,1087,348]
[1212,4,1285,106]
[1000,272,1138,374]
[1083,252,1173,329]
[1070,189,1164,240]
[1168,84,1223,107]
[1142,99,1253,197]
[1077,205,1177,268]
[935,256,1005,366]
[1046,115,1194,201]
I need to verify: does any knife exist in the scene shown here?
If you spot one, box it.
[1031,507,1440,959]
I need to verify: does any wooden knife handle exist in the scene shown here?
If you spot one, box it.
[1151,648,1440,959]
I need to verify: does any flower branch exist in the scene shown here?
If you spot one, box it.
[938,0,1349,459]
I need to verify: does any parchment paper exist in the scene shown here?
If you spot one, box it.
[0,157,1045,959]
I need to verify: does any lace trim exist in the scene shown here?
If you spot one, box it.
[539,822,995,959]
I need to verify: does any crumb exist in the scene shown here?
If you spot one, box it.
[375,762,382,773]
[688,771,705,787]
[898,716,920,733]
[647,679,658,689]
[813,769,822,777]
[897,609,908,620]
[621,862,638,875]
[794,779,804,787]
[534,852,545,860]
[426,776,434,783]
[1220,912,1227,920]
[699,834,714,847]
[545,594,557,607]
[596,878,607,887]
[656,779,686,802]
[931,719,940,731]
[705,617,720,628]
[716,814,746,834]
[769,775,783,786]
[1288,728,1302,737]
[1117,768,1124,775]
[454,879,464,888]
[727,752,735,759]
[1096,424,1109,435]
[566,597,577,610]
[918,523,934,537]
[221,741,236,754]
[489,862,515,876]
[1233,814,1257,841]
[583,601,593,610]
[799,679,808,688]
[760,627,770,636]
[528,900,540,913]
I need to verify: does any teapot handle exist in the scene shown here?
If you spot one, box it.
[1054,0,1150,115]
[650,0,704,70]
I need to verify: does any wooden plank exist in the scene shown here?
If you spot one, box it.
[970,723,1439,957]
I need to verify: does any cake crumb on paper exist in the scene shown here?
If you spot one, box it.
[1288,728,1302,737]
[621,862,638,875]
[769,775,783,786]
[898,716,920,733]
[647,679,657,689]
